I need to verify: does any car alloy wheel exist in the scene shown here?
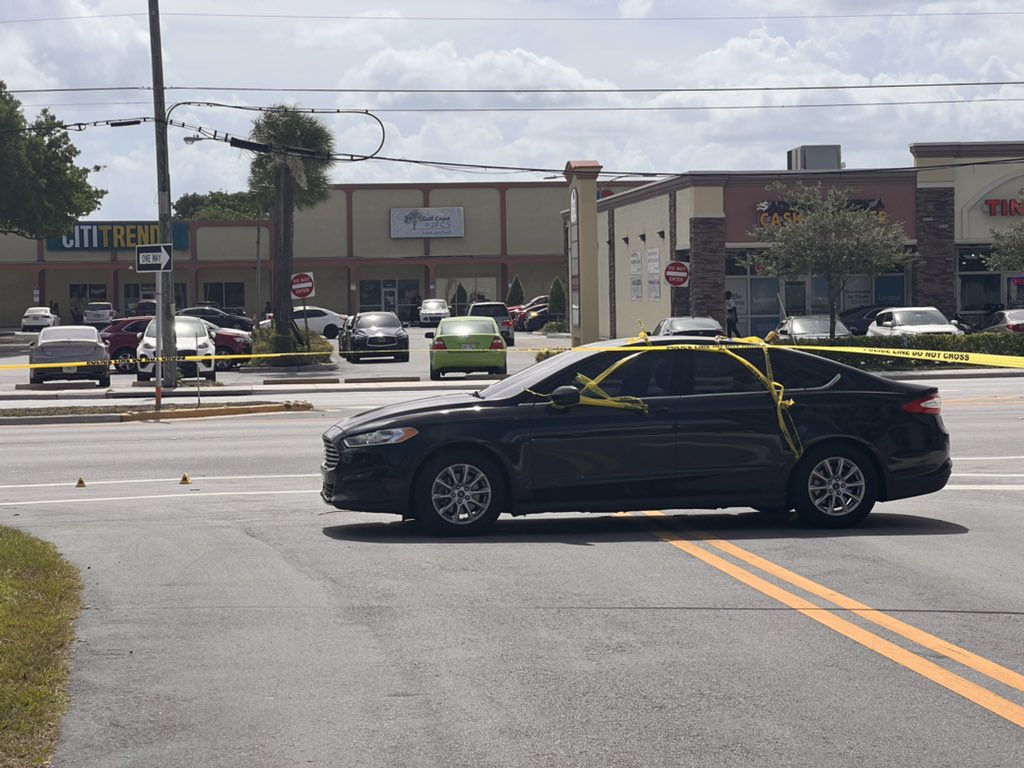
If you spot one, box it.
[791,444,877,528]
[417,451,503,535]
[215,346,233,371]
[112,348,135,373]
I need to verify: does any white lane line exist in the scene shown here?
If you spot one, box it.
[0,473,320,490]
[944,484,1024,490]
[950,473,1024,478]
[0,489,322,506]
[952,456,1024,461]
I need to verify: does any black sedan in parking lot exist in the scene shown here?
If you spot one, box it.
[321,336,951,535]
[344,311,409,362]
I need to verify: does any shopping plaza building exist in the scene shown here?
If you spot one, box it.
[2,141,1023,337]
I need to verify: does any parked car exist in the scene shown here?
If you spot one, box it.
[866,306,964,337]
[417,298,451,327]
[100,317,154,372]
[839,304,891,335]
[510,295,549,329]
[651,316,725,337]
[521,305,564,332]
[21,306,60,332]
[290,306,345,339]
[426,316,507,380]
[177,305,254,332]
[320,336,951,535]
[136,316,217,381]
[338,314,357,360]
[133,299,157,316]
[977,309,1024,333]
[467,301,515,346]
[82,301,117,327]
[199,320,253,371]
[29,326,110,388]
[774,315,853,342]
[345,311,409,363]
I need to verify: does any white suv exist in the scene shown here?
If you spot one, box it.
[417,298,451,326]
[136,316,217,382]
[83,301,117,326]
[866,306,964,337]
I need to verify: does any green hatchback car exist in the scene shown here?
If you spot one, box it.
[426,316,508,380]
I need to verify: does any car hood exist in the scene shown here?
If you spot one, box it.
[214,327,250,340]
[327,392,486,437]
[895,323,959,334]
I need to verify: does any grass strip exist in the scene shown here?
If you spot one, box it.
[0,527,83,768]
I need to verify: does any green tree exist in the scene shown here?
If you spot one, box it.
[506,274,525,306]
[548,276,567,316]
[246,106,336,349]
[987,199,1024,271]
[750,182,911,338]
[173,190,263,220]
[0,81,105,238]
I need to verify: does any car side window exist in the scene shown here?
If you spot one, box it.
[876,311,892,325]
[541,350,681,399]
[688,351,764,395]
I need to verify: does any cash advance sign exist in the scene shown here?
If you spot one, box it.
[47,221,191,251]
[755,199,889,226]
[390,207,465,239]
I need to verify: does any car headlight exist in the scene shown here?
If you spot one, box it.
[342,427,418,448]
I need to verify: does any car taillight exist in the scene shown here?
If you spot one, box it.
[903,394,942,414]
[431,339,447,350]
[502,319,512,328]
[490,337,505,350]
[1007,323,1024,332]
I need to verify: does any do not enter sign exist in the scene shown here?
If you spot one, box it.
[290,272,316,300]
[664,261,690,288]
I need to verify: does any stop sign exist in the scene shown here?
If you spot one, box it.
[664,261,690,288]
[290,272,315,300]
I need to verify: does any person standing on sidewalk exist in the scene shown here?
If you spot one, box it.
[725,291,740,337]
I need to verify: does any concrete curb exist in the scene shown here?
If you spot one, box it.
[0,401,313,426]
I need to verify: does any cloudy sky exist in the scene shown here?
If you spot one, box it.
[4,0,1024,219]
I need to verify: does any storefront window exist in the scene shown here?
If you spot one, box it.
[958,247,992,272]
[726,252,751,276]
[359,281,382,310]
[959,274,1002,312]
[203,282,245,310]
[1008,276,1024,309]
[810,276,829,314]
[874,275,905,307]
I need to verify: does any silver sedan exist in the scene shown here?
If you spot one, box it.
[29,326,111,387]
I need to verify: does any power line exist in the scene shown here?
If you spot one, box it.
[5,10,1024,24]
[10,80,1024,96]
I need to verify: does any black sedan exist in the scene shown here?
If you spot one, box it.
[321,337,951,535]
[345,311,409,362]
[177,306,254,332]
[651,315,725,337]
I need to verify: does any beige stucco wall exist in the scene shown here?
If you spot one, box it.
[506,186,567,255]
[955,166,1024,241]
[428,188,501,257]
[353,189,425,258]
[0,234,38,263]
[294,188,346,258]
[2,271,39,325]
[195,225,266,261]
[609,197,673,333]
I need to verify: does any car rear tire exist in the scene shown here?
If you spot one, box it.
[203,369,216,382]
[30,372,42,385]
[396,352,409,363]
[323,325,338,339]
[790,443,877,528]
[416,450,504,536]
[430,369,442,381]
[97,374,111,388]
[112,348,135,373]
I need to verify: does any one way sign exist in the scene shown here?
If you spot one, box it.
[136,243,173,273]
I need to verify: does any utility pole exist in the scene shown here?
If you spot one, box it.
[148,0,175,402]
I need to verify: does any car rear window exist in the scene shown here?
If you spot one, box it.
[440,318,498,335]
[87,302,112,311]
[469,304,510,318]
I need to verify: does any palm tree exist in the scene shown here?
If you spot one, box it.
[247,106,335,350]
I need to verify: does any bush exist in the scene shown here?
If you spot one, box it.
[248,326,333,367]
[778,332,1024,371]
[506,275,525,306]
[548,276,566,315]
[540,321,567,334]
[535,348,563,362]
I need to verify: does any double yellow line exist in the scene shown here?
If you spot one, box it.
[641,512,1024,728]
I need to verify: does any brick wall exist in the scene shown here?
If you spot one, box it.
[914,187,956,316]
[689,217,727,321]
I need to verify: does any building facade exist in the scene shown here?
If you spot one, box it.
[577,142,1024,340]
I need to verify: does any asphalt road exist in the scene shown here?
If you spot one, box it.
[0,376,1021,767]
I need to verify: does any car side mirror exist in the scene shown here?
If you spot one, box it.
[424,332,434,339]
[29,341,36,348]
[136,332,143,340]
[880,320,893,328]
[549,385,581,408]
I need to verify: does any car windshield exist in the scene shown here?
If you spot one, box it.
[143,316,209,338]
[39,327,97,342]
[439,318,497,335]
[421,300,447,310]
[666,317,721,332]
[355,313,400,329]
[894,309,949,326]
[477,339,633,400]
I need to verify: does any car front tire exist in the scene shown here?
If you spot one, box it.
[112,348,135,373]
[323,325,338,339]
[97,374,111,388]
[415,450,504,535]
[791,443,877,528]
[430,369,442,381]
[215,346,233,371]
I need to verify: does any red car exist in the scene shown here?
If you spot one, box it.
[100,316,253,373]
[510,294,549,330]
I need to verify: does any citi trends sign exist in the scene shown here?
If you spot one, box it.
[982,199,1024,216]
[48,221,191,251]
[755,199,889,226]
